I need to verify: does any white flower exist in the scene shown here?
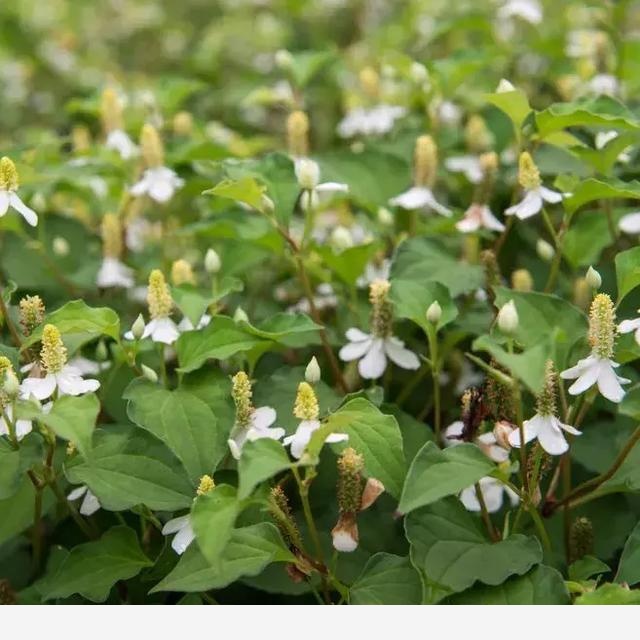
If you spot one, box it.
[124,316,180,345]
[497,0,542,24]
[437,101,462,127]
[445,155,483,184]
[504,185,564,220]
[20,364,100,401]
[283,418,348,460]
[337,105,406,138]
[0,181,38,227]
[619,212,640,235]
[560,354,629,403]
[105,129,138,160]
[177,314,212,333]
[130,166,184,203]
[444,421,509,463]
[620,314,640,345]
[97,257,134,289]
[162,515,195,555]
[460,476,519,513]
[0,405,32,441]
[289,283,338,313]
[67,485,101,516]
[227,406,285,460]
[388,186,451,217]
[294,159,348,209]
[508,412,580,456]
[67,356,110,376]
[595,130,632,164]
[356,259,391,288]
[339,327,420,379]
[456,203,505,233]
[587,74,619,97]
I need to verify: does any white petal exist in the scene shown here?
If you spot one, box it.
[567,360,600,395]
[287,420,319,459]
[619,212,640,234]
[162,515,190,535]
[79,490,101,516]
[508,415,542,448]
[539,186,563,204]
[316,182,349,193]
[389,186,431,209]
[325,432,349,444]
[558,419,582,437]
[456,215,481,233]
[536,415,569,456]
[0,191,9,215]
[358,338,387,379]
[596,361,627,403]
[444,420,464,445]
[459,485,482,511]
[479,480,506,513]
[14,419,33,440]
[346,327,371,342]
[227,438,241,460]
[251,406,277,430]
[67,485,88,501]
[9,193,38,226]
[480,206,506,231]
[619,318,640,334]
[560,354,596,380]
[332,529,358,552]
[146,317,180,345]
[505,190,543,220]
[339,337,373,362]
[56,368,100,396]
[97,257,134,289]
[20,374,57,400]
[171,522,195,555]
[130,175,150,197]
[384,337,420,370]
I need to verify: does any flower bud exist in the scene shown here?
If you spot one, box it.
[414,135,437,188]
[330,225,354,251]
[496,78,516,93]
[131,313,146,340]
[536,238,555,262]
[493,420,514,450]
[359,66,380,99]
[100,87,124,134]
[275,49,293,70]
[426,300,442,325]
[377,207,394,226]
[497,300,519,334]
[305,356,321,384]
[101,213,123,259]
[171,259,195,286]
[586,266,601,290]
[286,110,309,158]
[2,367,19,398]
[233,306,249,323]
[511,268,533,292]
[141,364,158,383]
[140,123,164,168]
[204,248,221,274]
[172,111,193,137]
[573,276,591,310]
[294,158,320,190]
[569,516,594,564]
[52,236,70,257]
[95,340,108,362]
[410,61,428,84]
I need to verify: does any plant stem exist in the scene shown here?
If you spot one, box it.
[426,325,441,442]
[474,483,499,541]
[0,287,22,348]
[32,487,43,574]
[48,478,97,540]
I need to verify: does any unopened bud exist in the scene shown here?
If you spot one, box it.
[586,266,601,290]
[359,66,380,99]
[233,307,249,323]
[140,123,164,168]
[173,111,193,137]
[286,110,309,158]
[52,236,69,256]
[2,368,19,397]
[497,300,519,334]
[171,259,195,286]
[294,158,319,190]
[410,62,428,84]
[493,420,514,450]
[330,225,354,251]
[305,356,321,384]
[204,248,221,274]
[536,239,555,262]
[496,78,516,93]
[131,313,145,340]
[377,207,394,226]
[573,277,591,310]
[95,340,108,362]
[141,364,158,383]
[426,300,442,325]
[511,268,533,292]
[414,135,437,188]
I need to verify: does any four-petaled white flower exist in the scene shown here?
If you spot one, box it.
[560,354,629,403]
[283,418,348,460]
[0,405,32,441]
[97,257,134,289]
[125,316,180,345]
[130,166,184,203]
[67,485,101,516]
[0,157,38,227]
[505,184,564,220]
[460,477,519,513]
[389,186,451,217]
[105,130,138,160]
[619,314,640,346]
[509,412,581,456]
[339,327,420,380]
[20,362,100,401]
[227,406,285,460]
[456,203,505,233]
[337,105,406,138]
[162,515,195,555]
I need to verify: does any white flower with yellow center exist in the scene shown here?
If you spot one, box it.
[283,382,348,459]
[339,280,420,379]
[561,294,629,403]
[0,156,38,227]
[20,325,100,400]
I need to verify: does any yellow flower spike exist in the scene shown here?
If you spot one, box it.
[232,371,253,427]
[140,123,164,168]
[147,269,173,319]
[173,111,193,137]
[0,157,19,191]
[536,360,557,417]
[100,87,124,134]
[359,66,380,99]
[101,213,123,259]
[19,295,45,336]
[286,110,310,158]
[464,115,492,153]
[413,135,437,188]
[337,447,365,514]
[293,381,319,421]
[517,151,541,190]
[589,293,616,359]
[41,324,67,374]
[196,474,215,496]
[511,268,533,292]
[368,279,393,338]
[171,259,195,286]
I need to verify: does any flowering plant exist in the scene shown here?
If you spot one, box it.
[2,0,640,609]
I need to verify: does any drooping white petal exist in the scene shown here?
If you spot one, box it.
[339,336,373,362]
[596,360,627,403]
[619,212,640,235]
[97,257,134,289]
[130,174,151,197]
[251,406,277,430]
[20,374,57,400]
[9,193,38,226]
[384,337,420,370]
[325,432,349,444]
[539,186,564,204]
[315,182,349,194]
[505,190,543,220]
[560,355,596,380]
[162,515,190,535]
[144,317,180,345]
[105,129,138,159]
[170,521,196,555]
[332,529,358,552]
[535,415,569,455]
[358,338,387,379]
[443,420,464,446]
[566,360,600,395]
[227,438,242,460]
[79,490,101,516]
[345,327,371,342]
[14,419,33,440]
[285,419,320,459]
[67,485,89,501]
[508,414,542,448]
[480,206,506,231]
[619,318,640,334]
[445,156,483,183]
[389,186,432,210]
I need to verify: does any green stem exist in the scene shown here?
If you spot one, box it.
[426,325,441,442]
[474,482,499,541]
[48,478,97,540]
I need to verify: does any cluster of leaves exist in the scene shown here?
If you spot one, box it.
[2,0,640,606]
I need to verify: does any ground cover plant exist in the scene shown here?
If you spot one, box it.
[2,0,640,606]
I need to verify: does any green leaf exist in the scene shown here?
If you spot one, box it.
[391,237,484,297]
[65,427,194,511]
[125,380,222,482]
[239,312,321,344]
[398,442,495,514]
[40,526,152,602]
[308,398,405,497]
[350,553,423,604]
[485,89,531,130]
[0,441,21,500]
[288,50,336,87]
[493,287,587,369]
[575,583,640,605]
[564,178,640,216]
[616,246,640,303]
[191,485,239,565]
[315,243,378,286]
[570,131,639,175]
[237,439,294,499]
[172,278,243,327]
[203,175,266,211]
[390,279,457,333]
[445,565,570,604]
[536,96,640,139]
[0,477,55,545]
[39,393,99,458]
[570,556,610,582]
[22,300,120,350]
[406,497,542,597]
[151,523,295,593]
[615,521,640,586]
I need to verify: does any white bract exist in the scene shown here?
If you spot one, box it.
[0,405,32,441]
[444,421,509,463]
[337,105,406,138]
[97,257,134,289]
[125,316,180,345]
[456,203,505,233]
[560,354,629,403]
[21,363,100,401]
[162,515,195,555]
[460,477,519,513]
[505,184,564,220]
[388,186,451,217]
[67,485,101,516]
[105,129,138,159]
[227,406,285,460]
[0,157,38,227]
[619,211,640,235]
[445,156,483,184]
[283,418,348,460]
[509,412,581,456]
[130,166,184,203]
[619,314,640,345]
